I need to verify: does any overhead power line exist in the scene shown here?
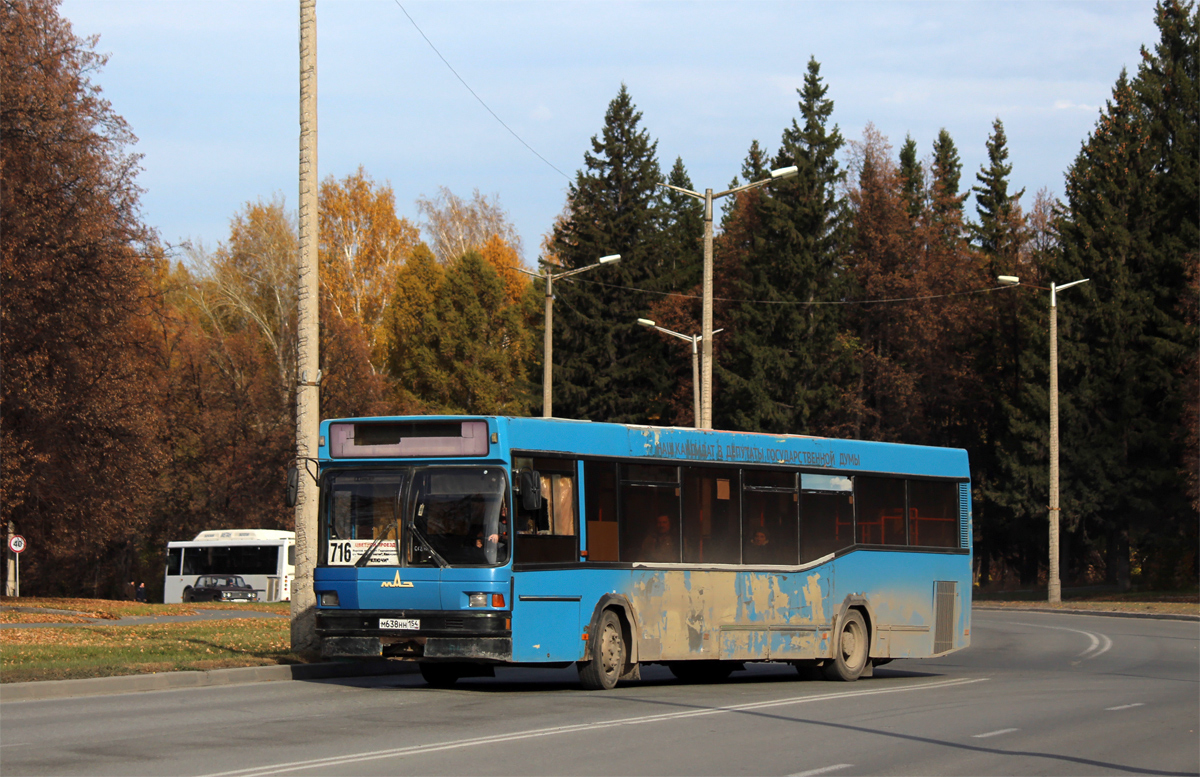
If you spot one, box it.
[393,2,570,181]
[560,276,1022,307]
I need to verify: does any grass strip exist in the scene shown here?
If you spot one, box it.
[0,597,291,620]
[1,618,304,683]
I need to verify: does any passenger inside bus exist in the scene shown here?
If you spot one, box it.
[640,514,679,562]
[743,529,774,564]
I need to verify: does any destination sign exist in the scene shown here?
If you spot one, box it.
[326,539,398,566]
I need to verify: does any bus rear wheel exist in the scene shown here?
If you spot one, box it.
[420,662,463,688]
[667,661,735,684]
[823,609,869,682]
[578,610,626,690]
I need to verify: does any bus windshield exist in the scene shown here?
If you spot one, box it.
[322,467,509,567]
[409,467,509,567]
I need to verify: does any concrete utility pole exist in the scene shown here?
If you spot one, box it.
[636,319,723,428]
[1046,278,1088,604]
[659,165,797,429]
[519,255,621,418]
[292,0,319,653]
[999,275,1088,605]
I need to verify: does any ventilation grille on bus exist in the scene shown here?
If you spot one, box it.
[958,483,971,549]
[933,581,956,654]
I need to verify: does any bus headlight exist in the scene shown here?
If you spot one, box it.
[468,593,487,608]
[320,591,339,606]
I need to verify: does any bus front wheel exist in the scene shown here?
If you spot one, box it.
[823,609,869,682]
[182,588,194,603]
[578,610,626,690]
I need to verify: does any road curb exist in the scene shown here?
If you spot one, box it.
[0,660,420,703]
[973,605,1199,621]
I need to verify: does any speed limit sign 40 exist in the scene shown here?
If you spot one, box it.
[8,535,25,554]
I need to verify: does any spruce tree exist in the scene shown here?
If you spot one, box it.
[898,134,923,221]
[931,129,964,213]
[929,129,967,243]
[968,117,1044,584]
[549,84,672,423]
[717,58,853,435]
[972,118,1026,267]
[1053,0,1199,589]
[659,157,703,293]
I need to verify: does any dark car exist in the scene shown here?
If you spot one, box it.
[183,575,259,603]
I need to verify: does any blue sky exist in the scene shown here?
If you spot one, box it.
[59,0,1160,263]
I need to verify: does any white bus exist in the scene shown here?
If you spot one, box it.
[164,530,295,603]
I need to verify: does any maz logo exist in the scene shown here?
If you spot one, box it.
[381,571,414,588]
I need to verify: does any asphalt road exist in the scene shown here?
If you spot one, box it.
[1,610,1196,777]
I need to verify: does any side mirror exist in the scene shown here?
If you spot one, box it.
[285,466,299,508]
[519,470,542,512]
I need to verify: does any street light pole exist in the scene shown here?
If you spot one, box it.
[999,275,1089,604]
[661,165,797,430]
[637,318,723,428]
[521,255,620,418]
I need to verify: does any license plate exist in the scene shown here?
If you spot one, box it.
[379,618,419,630]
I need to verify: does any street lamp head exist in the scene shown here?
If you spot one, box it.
[599,254,621,264]
[998,275,1020,285]
[637,318,656,328]
[770,165,799,180]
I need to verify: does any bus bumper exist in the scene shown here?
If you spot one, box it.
[316,610,512,662]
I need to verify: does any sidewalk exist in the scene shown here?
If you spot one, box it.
[0,659,420,703]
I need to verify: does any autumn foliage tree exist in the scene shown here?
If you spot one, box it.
[416,187,523,265]
[842,125,987,447]
[320,168,422,370]
[1,0,162,596]
[383,247,534,414]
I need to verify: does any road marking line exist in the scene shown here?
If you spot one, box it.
[789,764,854,777]
[197,677,988,777]
[1106,703,1145,711]
[972,728,1019,739]
[1004,621,1113,659]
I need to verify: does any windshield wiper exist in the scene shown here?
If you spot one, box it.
[356,486,402,568]
[408,522,449,569]
[355,522,397,568]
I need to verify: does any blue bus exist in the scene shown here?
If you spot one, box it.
[309,416,971,689]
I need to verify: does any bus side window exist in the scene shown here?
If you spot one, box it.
[620,464,681,564]
[682,467,740,564]
[856,476,908,546]
[741,470,799,565]
[801,473,854,562]
[513,458,578,564]
[166,548,182,576]
[908,479,959,548]
[584,461,618,562]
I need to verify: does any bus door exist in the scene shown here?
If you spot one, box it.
[510,459,584,663]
